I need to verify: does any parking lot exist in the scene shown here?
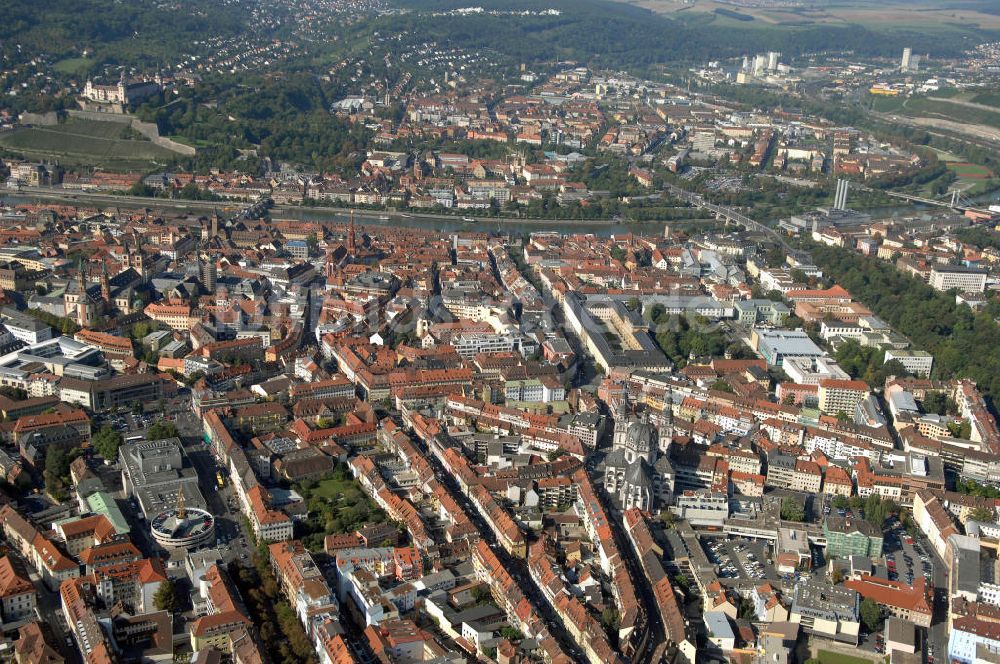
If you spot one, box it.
[884,521,934,586]
[702,536,781,585]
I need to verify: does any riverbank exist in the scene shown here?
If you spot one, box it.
[0,186,701,236]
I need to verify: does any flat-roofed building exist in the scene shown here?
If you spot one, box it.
[0,308,53,344]
[818,379,870,416]
[751,328,824,367]
[884,350,934,378]
[929,265,986,293]
[789,580,860,644]
[886,617,917,655]
[119,437,204,518]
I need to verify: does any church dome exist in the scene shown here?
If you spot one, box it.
[624,416,654,453]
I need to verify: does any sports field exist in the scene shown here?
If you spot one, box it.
[950,162,993,179]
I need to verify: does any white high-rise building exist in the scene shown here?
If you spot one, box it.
[901,47,913,72]
[767,51,780,71]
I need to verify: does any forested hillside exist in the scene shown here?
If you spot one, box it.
[810,244,1000,407]
[386,0,994,66]
[0,0,248,65]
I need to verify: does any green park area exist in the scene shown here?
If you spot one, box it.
[294,465,388,551]
[53,57,96,77]
[813,650,881,664]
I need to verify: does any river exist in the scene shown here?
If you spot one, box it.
[0,189,680,237]
[4,184,999,237]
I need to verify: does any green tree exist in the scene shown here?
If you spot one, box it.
[863,495,897,527]
[780,496,806,522]
[129,181,156,197]
[147,421,179,440]
[500,627,523,641]
[957,479,1000,500]
[91,425,123,461]
[860,597,882,631]
[45,444,72,481]
[600,607,621,634]
[0,386,27,401]
[831,495,850,510]
[968,506,996,523]
[921,391,954,416]
[947,420,972,440]
[153,579,180,612]
[738,597,757,620]
[765,246,786,268]
[471,585,492,604]
[661,511,678,529]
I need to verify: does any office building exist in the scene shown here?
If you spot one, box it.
[929,265,987,293]
[884,350,934,378]
[823,517,883,558]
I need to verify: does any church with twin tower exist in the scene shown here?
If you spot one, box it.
[603,396,675,512]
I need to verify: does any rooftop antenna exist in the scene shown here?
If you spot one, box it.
[176,487,186,520]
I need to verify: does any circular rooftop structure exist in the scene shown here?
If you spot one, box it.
[150,506,215,550]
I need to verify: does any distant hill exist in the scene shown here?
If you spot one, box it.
[383,0,997,66]
[0,0,248,65]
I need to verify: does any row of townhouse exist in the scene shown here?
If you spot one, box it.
[333,546,421,627]
[573,469,642,651]
[405,412,571,663]
[270,540,341,639]
[471,540,572,664]
[0,504,79,590]
[528,537,625,664]
[347,453,435,550]
[219,425,294,543]
[622,508,697,663]
[190,563,270,664]
[445,395,589,457]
